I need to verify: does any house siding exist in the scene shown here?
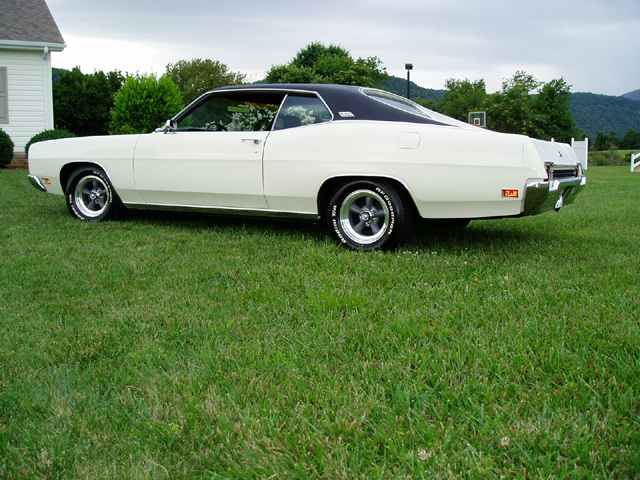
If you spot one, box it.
[0,49,49,152]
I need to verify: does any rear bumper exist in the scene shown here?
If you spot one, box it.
[523,175,587,216]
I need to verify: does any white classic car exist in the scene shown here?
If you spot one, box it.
[28,84,586,250]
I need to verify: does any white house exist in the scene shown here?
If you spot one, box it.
[0,0,65,152]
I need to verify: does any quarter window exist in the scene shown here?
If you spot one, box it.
[273,94,332,130]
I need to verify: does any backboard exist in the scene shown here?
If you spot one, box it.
[468,111,487,128]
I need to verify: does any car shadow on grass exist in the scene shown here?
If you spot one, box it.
[124,208,329,242]
[124,209,566,254]
[408,217,572,254]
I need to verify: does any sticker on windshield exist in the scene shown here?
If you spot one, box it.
[339,112,355,118]
[228,106,251,113]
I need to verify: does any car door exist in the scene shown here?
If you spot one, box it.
[132,90,285,209]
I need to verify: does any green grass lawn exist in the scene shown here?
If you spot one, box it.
[1,167,638,479]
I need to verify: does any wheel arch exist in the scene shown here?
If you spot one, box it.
[317,175,418,221]
[63,163,126,221]
[60,162,110,192]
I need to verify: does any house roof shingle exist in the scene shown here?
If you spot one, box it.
[0,0,65,45]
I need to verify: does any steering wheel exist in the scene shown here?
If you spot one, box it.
[206,122,227,131]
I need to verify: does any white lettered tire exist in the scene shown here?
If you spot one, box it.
[327,180,413,250]
[65,166,125,221]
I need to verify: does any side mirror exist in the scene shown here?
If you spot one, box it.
[155,120,175,133]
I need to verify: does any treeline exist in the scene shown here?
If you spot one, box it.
[49,41,635,148]
[52,59,245,136]
[265,45,579,144]
[413,73,582,144]
[384,77,640,150]
[592,128,640,151]
[570,93,640,140]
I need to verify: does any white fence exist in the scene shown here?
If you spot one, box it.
[571,138,589,170]
[631,152,640,173]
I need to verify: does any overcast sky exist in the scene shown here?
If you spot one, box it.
[45,0,640,96]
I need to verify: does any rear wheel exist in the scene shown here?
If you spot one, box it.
[326,180,413,250]
[65,166,125,221]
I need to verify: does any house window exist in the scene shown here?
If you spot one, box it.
[0,67,8,124]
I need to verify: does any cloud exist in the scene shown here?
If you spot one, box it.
[46,0,640,95]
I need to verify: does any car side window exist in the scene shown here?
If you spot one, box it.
[273,94,332,130]
[176,91,285,132]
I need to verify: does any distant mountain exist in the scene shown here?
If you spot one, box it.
[382,76,445,103]
[570,93,640,139]
[622,89,640,101]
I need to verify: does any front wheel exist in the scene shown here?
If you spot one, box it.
[65,166,125,221]
[326,180,413,251]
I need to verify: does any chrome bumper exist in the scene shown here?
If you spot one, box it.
[27,174,47,192]
[523,175,587,216]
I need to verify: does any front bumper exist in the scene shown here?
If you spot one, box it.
[27,174,48,192]
[523,175,587,216]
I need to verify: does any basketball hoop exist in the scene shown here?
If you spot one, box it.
[468,111,487,128]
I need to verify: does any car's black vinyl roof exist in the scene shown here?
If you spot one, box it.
[213,83,447,126]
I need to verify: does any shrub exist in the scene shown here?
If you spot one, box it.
[53,67,125,136]
[588,150,631,167]
[110,74,184,134]
[0,128,14,167]
[25,129,76,155]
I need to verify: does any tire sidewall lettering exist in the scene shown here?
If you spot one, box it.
[66,167,115,221]
[331,217,347,243]
[327,181,406,250]
[67,193,86,220]
[375,186,395,237]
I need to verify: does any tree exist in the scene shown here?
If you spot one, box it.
[266,64,319,84]
[165,58,246,105]
[110,74,184,134]
[485,71,544,137]
[606,130,621,150]
[621,128,640,150]
[591,129,637,151]
[593,131,608,151]
[424,78,487,121]
[426,71,583,142]
[483,71,582,142]
[265,42,388,88]
[54,67,124,136]
[534,78,582,143]
[291,42,351,69]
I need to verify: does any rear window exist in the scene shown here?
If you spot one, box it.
[363,89,431,119]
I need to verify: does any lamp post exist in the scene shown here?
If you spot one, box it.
[405,63,413,99]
